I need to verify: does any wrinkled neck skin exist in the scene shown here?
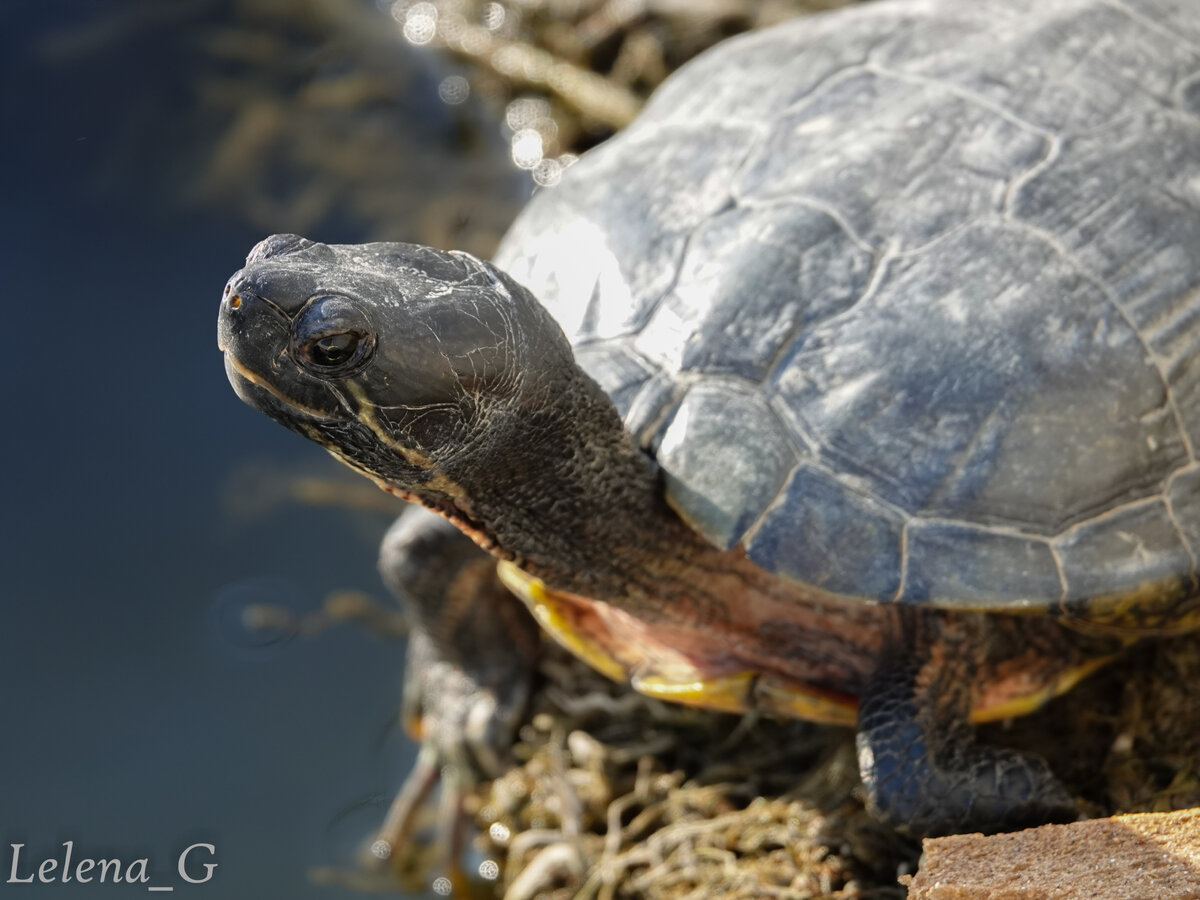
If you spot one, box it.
[410,353,683,604]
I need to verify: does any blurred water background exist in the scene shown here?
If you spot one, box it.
[1,2,524,897]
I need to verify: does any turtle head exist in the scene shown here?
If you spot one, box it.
[218,234,576,513]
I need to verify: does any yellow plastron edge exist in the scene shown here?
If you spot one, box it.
[496,562,761,708]
[629,671,758,714]
[968,653,1119,724]
[496,561,629,683]
[495,561,860,723]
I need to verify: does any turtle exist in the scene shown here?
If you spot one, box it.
[217,0,1200,844]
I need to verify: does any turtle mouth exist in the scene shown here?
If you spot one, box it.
[223,353,340,426]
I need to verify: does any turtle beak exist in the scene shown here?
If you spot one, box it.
[217,281,240,352]
[218,281,285,355]
[218,281,344,424]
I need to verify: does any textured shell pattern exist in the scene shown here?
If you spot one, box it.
[494,0,1200,615]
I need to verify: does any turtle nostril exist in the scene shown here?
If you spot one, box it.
[230,295,243,309]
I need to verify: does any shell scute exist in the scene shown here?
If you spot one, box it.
[1056,498,1194,607]
[899,521,1062,609]
[632,203,873,383]
[657,382,798,551]
[745,464,904,600]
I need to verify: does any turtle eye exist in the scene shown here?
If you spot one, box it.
[292,295,376,376]
[309,332,357,366]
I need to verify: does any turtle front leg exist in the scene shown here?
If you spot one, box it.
[372,508,541,886]
[855,610,1076,837]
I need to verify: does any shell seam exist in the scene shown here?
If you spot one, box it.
[777,59,876,121]
[1047,542,1070,607]
[1003,135,1062,217]
[890,519,912,603]
[759,246,896,389]
[739,194,876,256]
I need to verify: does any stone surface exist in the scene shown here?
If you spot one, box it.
[903,809,1200,899]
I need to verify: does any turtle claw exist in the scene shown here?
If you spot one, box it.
[370,743,440,867]
[369,742,473,896]
[369,510,541,891]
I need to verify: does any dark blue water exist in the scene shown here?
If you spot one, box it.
[0,2,524,897]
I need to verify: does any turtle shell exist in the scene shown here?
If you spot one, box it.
[495,0,1200,625]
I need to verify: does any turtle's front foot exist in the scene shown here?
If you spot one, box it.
[855,617,1077,837]
[371,510,541,891]
[368,630,523,892]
